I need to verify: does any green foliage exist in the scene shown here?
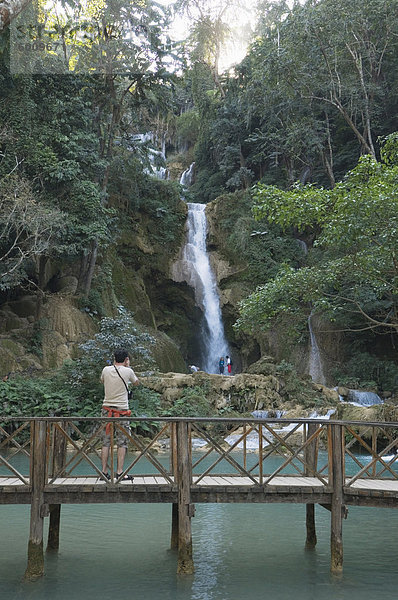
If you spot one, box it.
[238,136,398,339]
[26,318,49,358]
[131,386,162,417]
[333,353,398,392]
[140,179,186,248]
[252,183,332,232]
[190,166,225,203]
[211,191,304,288]
[77,306,156,373]
[0,373,95,418]
[175,110,200,148]
[165,387,214,417]
[183,0,398,195]
[275,361,326,407]
[78,290,106,319]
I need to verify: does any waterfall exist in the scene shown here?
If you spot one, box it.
[180,162,195,187]
[176,203,229,373]
[308,311,326,385]
[172,165,229,373]
[128,132,167,179]
[296,239,308,255]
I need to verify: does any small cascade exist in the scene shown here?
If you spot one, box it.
[252,410,285,419]
[309,408,336,419]
[172,164,229,373]
[180,162,195,187]
[296,239,308,255]
[346,390,383,407]
[128,132,167,179]
[308,311,326,385]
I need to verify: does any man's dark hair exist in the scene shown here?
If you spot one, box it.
[114,348,129,363]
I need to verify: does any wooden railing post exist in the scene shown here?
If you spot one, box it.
[25,420,47,580]
[170,422,178,550]
[330,423,344,574]
[176,420,194,574]
[258,424,263,485]
[47,422,67,552]
[305,422,319,549]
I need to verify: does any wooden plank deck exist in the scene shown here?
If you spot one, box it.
[2,474,398,494]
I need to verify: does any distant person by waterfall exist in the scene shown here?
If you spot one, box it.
[226,356,232,375]
[219,357,225,374]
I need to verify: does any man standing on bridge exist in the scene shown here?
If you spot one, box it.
[100,348,140,482]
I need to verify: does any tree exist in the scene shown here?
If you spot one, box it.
[0,175,66,292]
[261,0,398,158]
[1,0,179,297]
[236,133,398,337]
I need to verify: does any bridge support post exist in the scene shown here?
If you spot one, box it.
[170,423,179,550]
[330,424,344,574]
[47,422,67,552]
[171,503,179,550]
[305,422,319,548]
[306,504,317,548]
[176,421,194,574]
[25,420,47,580]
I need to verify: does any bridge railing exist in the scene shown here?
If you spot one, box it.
[1,417,398,487]
[342,421,398,486]
[189,419,330,485]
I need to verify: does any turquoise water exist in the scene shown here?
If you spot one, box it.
[1,501,398,599]
[2,448,398,599]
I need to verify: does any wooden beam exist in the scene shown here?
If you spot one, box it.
[47,422,67,552]
[330,424,344,574]
[177,421,194,574]
[171,503,179,550]
[305,422,319,549]
[25,420,47,580]
[170,424,179,550]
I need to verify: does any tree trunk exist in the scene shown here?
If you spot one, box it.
[78,239,98,297]
[35,255,47,321]
[0,0,32,30]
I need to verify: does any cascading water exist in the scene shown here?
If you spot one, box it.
[346,390,383,406]
[128,132,167,179]
[172,165,229,373]
[308,310,326,385]
[180,162,195,188]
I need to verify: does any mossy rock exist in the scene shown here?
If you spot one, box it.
[0,348,19,375]
[150,330,188,373]
[247,356,277,376]
[111,257,156,327]
[7,295,37,318]
[0,312,30,332]
[0,338,25,355]
[19,355,43,371]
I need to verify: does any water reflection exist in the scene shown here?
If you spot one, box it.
[191,505,225,600]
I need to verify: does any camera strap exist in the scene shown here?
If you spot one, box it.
[114,366,130,398]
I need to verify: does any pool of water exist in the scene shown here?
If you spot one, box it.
[1,500,398,600]
[2,447,398,599]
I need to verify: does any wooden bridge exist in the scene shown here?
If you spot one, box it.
[2,416,398,579]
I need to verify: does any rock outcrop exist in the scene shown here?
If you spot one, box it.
[141,370,337,418]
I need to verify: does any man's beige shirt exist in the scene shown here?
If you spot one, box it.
[101,365,138,409]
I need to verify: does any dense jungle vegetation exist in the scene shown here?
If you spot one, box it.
[1,0,398,415]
